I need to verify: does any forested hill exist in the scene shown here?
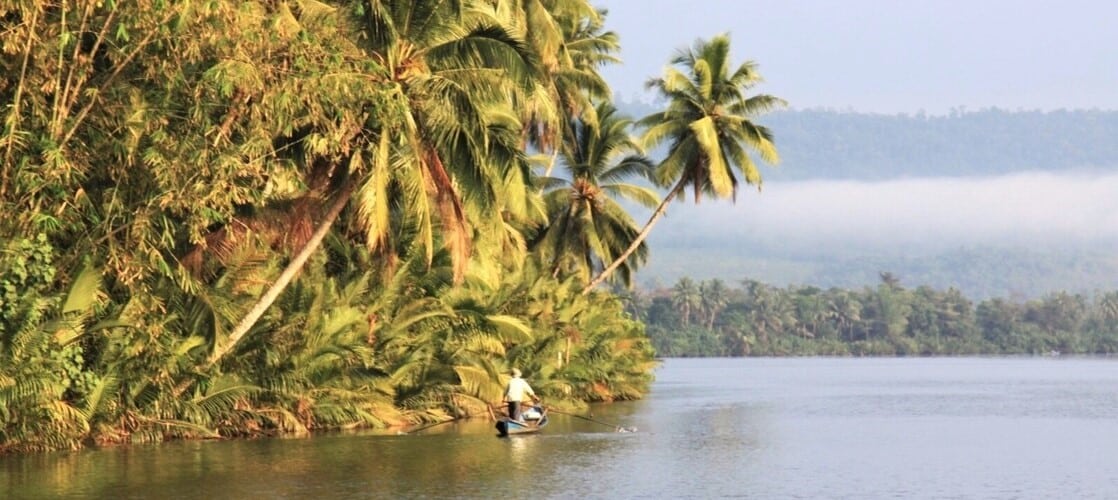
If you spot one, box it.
[617,101,1118,180]
[614,100,1118,299]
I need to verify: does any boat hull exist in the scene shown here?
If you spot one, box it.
[495,410,548,437]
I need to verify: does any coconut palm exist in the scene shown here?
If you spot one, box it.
[205,0,541,370]
[584,34,784,292]
[827,290,863,341]
[533,102,657,286]
[699,279,730,329]
[352,0,538,280]
[746,284,794,346]
[490,0,619,163]
[672,277,701,326]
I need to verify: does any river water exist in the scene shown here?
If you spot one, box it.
[5,357,1118,499]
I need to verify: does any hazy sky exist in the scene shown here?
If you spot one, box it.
[596,0,1118,113]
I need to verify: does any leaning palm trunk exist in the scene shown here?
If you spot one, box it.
[209,182,355,366]
[174,181,355,396]
[582,178,685,294]
[541,147,561,181]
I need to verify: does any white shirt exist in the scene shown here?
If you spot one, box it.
[505,377,535,402]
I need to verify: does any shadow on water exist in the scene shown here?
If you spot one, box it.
[1,409,643,499]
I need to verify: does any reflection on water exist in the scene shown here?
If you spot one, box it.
[6,358,1118,499]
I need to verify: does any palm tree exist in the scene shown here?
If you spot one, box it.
[879,271,902,290]
[699,279,729,329]
[583,34,784,292]
[491,0,619,168]
[868,282,910,341]
[671,277,701,326]
[533,102,657,286]
[204,0,542,371]
[538,4,620,176]
[743,284,780,345]
[355,0,538,280]
[792,287,825,338]
[827,290,863,341]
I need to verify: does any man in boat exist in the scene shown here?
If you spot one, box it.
[503,368,538,422]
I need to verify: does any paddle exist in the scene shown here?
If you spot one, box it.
[399,417,459,435]
[546,407,637,433]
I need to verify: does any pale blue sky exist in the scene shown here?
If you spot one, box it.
[595,0,1118,113]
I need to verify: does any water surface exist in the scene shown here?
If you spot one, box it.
[5,357,1118,499]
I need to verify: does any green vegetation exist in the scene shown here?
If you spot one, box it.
[0,1,784,452]
[639,275,1118,357]
[641,244,1118,301]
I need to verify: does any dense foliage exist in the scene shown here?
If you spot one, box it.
[638,276,1118,357]
[0,1,782,452]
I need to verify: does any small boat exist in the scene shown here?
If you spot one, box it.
[495,405,549,437]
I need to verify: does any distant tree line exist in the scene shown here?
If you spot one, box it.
[630,274,1118,357]
[640,245,1118,302]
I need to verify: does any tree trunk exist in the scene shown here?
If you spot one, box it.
[581,179,685,294]
[541,147,561,183]
[565,336,571,366]
[208,181,355,366]
[1,8,38,199]
[173,181,355,397]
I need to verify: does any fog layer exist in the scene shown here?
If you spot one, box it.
[649,171,1118,255]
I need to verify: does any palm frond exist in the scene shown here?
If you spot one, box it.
[486,314,533,343]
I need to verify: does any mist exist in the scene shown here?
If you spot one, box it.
[647,171,1118,257]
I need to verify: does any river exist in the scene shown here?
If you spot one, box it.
[5,357,1118,499]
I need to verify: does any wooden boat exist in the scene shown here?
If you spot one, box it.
[495,405,548,436]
